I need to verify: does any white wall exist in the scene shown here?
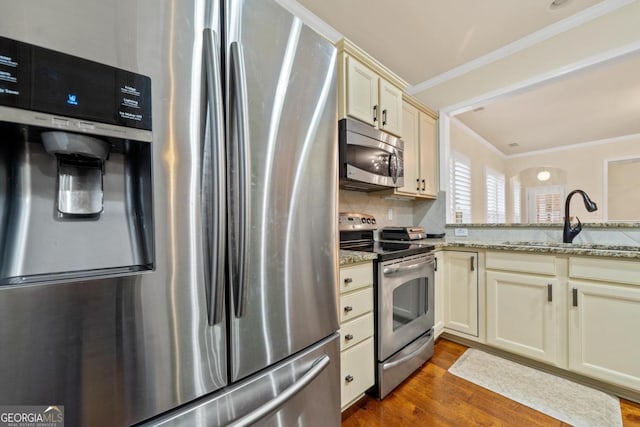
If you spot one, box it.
[450,120,507,223]
[506,134,640,222]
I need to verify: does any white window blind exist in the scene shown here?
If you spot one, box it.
[511,176,521,223]
[527,185,565,223]
[485,168,505,223]
[448,152,471,223]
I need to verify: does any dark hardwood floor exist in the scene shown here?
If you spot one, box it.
[342,338,640,426]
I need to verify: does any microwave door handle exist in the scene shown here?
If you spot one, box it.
[389,152,398,184]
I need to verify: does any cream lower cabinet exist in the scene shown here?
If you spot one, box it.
[443,251,479,337]
[486,271,561,365]
[434,251,444,338]
[568,257,640,390]
[485,251,562,366]
[339,262,375,410]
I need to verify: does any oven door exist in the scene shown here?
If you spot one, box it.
[377,252,435,361]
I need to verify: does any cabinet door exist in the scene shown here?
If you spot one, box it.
[486,271,560,365]
[345,56,378,126]
[434,252,444,338]
[418,112,438,197]
[443,251,478,336]
[569,280,640,390]
[341,338,374,409]
[397,102,419,195]
[378,79,403,136]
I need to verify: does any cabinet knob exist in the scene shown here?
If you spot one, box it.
[344,306,353,313]
[345,334,354,341]
[416,178,420,191]
[344,278,353,284]
[382,109,387,126]
[345,375,354,383]
[373,105,378,123]
[422,179,426,192]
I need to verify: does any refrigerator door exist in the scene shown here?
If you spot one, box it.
[142,333,340,427]
[0,1,227,425]
[225,0,339,382]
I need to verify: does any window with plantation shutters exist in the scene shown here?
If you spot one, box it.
[527,185,565,223]
[511,176,522,223]
[448,152,471,223]
[485,168,505,223]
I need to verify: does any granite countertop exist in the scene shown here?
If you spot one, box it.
[340,239,640,264]
[339,249,378,266]
[427,239,640,259]
[445,222,640,228]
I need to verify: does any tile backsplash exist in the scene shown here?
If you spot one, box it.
[339,190,446,236]
[339,190,414,229]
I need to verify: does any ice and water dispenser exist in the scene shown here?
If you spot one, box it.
[0,35,154,284]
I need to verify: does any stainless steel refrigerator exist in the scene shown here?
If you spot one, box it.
[0,0,340,426]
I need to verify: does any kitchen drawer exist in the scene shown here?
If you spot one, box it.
[570,256,640,286]
[340,312,373,351]
[340,287,373,323]
[486,251,556,276]
[341,337,374,409]
[340,262,373,293]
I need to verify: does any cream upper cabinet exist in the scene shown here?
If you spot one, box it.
[418,112,438,197]
[343,55,402,136]
[443,251,479,337]
[568,256,640,390]
[345,56,378,127]
[392,99,438,199]
[398,102,419,194]
[337,39,407,138]
[378,79,403,136]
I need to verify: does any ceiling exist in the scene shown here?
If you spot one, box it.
[296,0,603,85]
[455,50,640,155]
[295,0,640,154]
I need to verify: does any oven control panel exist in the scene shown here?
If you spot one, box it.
[339,212,377,231]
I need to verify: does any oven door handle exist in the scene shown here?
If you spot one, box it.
[382,333,433,371]
[383,259,433,276]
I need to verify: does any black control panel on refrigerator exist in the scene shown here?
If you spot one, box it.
[0,35,151,130]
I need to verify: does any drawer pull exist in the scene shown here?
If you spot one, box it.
[345,375,354,383]
[344,306,353,313]
[345,334,354,341]
[344,278,353,284]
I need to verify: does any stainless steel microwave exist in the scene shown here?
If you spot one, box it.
[338,118,404,191]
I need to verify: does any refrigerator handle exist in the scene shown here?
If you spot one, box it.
[228,354,331,427]
[230,41,251,318]
[203,28,226,326]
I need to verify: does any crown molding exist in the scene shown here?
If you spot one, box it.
[275,0,343,43]
[407,0,635,96]
[507,132,640,159]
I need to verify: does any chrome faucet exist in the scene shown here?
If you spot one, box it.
[563,189,598,243]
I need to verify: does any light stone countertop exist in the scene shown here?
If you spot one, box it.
[339,240,640,264]
[339,250,378,266]
[427,239,640,259]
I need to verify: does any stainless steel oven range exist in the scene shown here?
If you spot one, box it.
[339,212,435,399]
